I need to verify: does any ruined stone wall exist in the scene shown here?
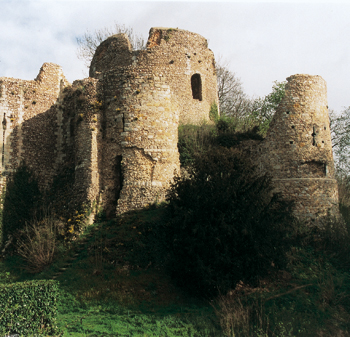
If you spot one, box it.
[94,62,180,215]
[56,79,102,208]
[246,74,340,222]
[0,28,340,223]
[0,28,218,217]
[0,63,68,189]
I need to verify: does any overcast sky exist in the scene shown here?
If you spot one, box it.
[1,1,349,113]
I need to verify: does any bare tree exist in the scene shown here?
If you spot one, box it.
[77,23,146,68]
[216,60,253,118]
[330,107,350,175]
[216,59,286,135]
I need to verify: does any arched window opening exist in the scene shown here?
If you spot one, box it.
[191,74,202,101]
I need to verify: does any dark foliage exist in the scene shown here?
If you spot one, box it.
[178,120,264,169]
[177,124,215,167]
[216,126,263,148]
[297,211,350,271]
[2,165,42,249]
[165,147,295,298]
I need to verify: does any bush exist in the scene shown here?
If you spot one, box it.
[177,119,265,168]
[177,123,215,167]
[0,280,60,336]
[165,147,295,298]
[215,115,238,134]
[209,102,219,122]
[216,126,264,148]
[16,215,62,273]
[299,217,350,271]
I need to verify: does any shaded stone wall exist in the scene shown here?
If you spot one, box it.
[0,63,69,189]
[57,79,102,207]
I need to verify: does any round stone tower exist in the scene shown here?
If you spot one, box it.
[87,28,219,215]
[262,74,340,222]
[90,27,219,125]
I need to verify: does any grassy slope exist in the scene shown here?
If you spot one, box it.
[0,206,222,337]
[1,205,350,336]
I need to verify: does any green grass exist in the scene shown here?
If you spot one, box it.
[1,206,350,336]
[0,206,222,336]
[57,305,220,336]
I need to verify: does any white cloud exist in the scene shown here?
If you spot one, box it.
[0,1,349,112]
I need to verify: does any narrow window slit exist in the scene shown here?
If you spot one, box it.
[312,126,317,146]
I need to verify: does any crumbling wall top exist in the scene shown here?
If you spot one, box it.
[146,27,208,49]
[35,62,66,83]
[89,34,133,77]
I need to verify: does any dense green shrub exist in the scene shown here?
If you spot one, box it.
[295,215,350,272]
[165,147,295,298]
[215,115,238,134]
[216,126,263,148]
[0,279,60,336]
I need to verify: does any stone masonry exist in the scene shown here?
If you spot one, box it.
[0,63,69,190]
[267,74,340,221]
[245,74,340,222]
[0,28,219,217]
[0,27,340,222]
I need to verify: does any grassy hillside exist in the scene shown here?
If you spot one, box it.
[1,203,350,336]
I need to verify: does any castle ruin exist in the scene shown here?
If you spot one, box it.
[252,74,339,221]
[0,27,340,222]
